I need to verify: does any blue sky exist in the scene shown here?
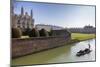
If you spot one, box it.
[13,1,95,28]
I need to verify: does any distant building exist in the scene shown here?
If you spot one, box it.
[35,24,63,31]
[11,6,34,31]
[68,25,95,34]
[83,25,95,34]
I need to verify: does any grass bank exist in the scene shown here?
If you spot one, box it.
[71,33,95,41]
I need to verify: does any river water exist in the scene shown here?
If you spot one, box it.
[12,39,95,65]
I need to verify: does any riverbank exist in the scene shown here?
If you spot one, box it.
[12,33,95,59]
[12,33,95,65]
[70,33,95,45]
[12,39,95,66]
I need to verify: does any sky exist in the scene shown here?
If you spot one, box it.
[13,1,95,28]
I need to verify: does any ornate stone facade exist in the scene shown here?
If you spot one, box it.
[11,6,34,31]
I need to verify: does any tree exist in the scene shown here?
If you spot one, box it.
[22,28,31,36]
[29,28,39,37]
[48,29,53,36]
[39,28,48,37]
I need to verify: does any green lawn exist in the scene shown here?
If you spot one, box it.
[71,33,95,41]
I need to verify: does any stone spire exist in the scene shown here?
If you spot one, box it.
[21,7,24,15]
[11,5,14,15]
[25,12,28,15]
[30,9,33,18]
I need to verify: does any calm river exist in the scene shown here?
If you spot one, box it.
[12,39,95,65]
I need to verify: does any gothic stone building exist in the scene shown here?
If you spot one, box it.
[11,7,34,31]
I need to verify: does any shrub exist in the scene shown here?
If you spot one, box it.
[22,28,31,36]
[39,28,48,37]
[12,28,22,38]
[29,28,39,37]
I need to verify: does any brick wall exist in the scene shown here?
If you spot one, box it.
[12,36,71,58]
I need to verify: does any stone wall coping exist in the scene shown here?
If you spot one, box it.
[12,36,67,41]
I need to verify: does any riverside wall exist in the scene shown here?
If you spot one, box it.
[12,36,71,58]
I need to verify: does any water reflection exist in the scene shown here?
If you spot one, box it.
[12,39,95,65]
